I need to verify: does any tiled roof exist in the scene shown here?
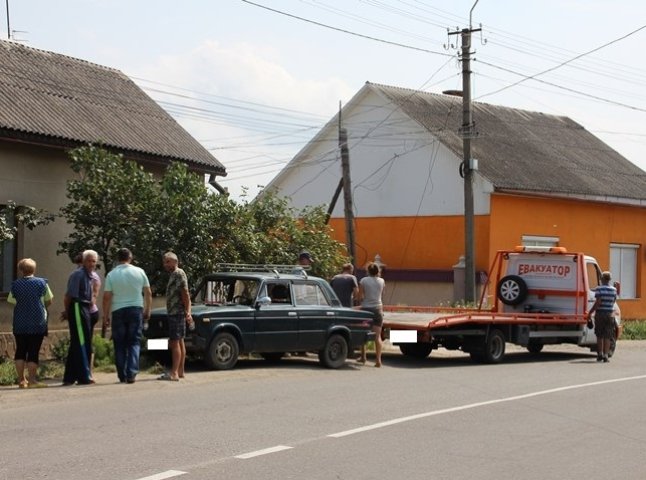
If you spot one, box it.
[0,40,225,174]
[370,82,646,200]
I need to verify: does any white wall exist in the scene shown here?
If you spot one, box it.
[269,87,492,218]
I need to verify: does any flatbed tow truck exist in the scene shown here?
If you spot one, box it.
[382,246,622,363]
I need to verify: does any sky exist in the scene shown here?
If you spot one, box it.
[4,0,646,200]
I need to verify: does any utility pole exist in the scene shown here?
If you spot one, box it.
[338,103,356,265]
[339,127,356,265]
[449,1,481,303]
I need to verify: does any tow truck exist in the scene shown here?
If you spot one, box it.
[383,246,622,363]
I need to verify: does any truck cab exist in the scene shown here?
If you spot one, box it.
[493,246,621,351]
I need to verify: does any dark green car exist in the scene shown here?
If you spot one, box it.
[147,268,375,370]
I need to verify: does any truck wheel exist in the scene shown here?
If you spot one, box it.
[318,334,348,369]
[497,275,528,306]
[483,329,506,363]
[205,332,239,370]
[399,343,433,359]
[527,341,543,354]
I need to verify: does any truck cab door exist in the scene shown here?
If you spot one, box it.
[582,260,602,345]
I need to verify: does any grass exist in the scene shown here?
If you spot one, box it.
[0,359,65,386]
[621,319,646,340]
[0,333,167,386]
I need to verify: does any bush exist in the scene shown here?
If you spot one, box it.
[0,358,18,386]
[51,336,70,362]
[92,335,114,366]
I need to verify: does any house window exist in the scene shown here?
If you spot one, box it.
[0,209,16,293]
[522,235,559,247]
[610,244,639,299]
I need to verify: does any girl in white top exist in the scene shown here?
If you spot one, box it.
[358,262,385,367]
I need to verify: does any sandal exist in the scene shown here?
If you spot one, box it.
[18,380,28,389]
[158,373,180,382]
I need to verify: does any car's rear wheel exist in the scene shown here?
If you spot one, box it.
[318,334,348,369]
[399,343,433,359]
[261,352,285,362]
[205,332,239,370]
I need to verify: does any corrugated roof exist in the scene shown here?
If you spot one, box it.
[370,82,646,200]
[0,40,225,174]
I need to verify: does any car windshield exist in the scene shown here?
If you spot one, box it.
[194,278,260,306]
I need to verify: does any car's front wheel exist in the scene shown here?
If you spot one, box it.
[205,332,239,370]
[318,334,348,369]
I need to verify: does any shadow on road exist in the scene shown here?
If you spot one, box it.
[165,347,599,375]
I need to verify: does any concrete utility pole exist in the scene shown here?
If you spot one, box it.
[449,1,481,303]
[339,126,356,265]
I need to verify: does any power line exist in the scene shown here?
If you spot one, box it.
[239,0,453,58]
[477,60,646,113]
[477,24,646,100]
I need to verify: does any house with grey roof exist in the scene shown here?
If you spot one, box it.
[266,82,646,317]
[0,40,226,331]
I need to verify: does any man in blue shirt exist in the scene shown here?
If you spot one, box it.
[103,248,152,383]
[587,271,618,363]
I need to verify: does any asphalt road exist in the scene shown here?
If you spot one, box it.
[1,341,645,480]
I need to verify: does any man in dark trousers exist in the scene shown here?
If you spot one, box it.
[330,263,359,308]
[62,250,98,385]
[587,271,618,363]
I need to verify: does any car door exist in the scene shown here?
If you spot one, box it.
[293,280,337,350]
[254,281,299,352]
[582,260,602,345]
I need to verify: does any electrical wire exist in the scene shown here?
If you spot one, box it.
[477,24,646,101]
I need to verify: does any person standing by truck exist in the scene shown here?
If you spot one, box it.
[587,271,618,363]
[358,262,385,367]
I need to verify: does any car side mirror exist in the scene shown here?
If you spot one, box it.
[256,296,272,309]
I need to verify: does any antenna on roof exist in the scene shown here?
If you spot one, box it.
[11,29,28,43]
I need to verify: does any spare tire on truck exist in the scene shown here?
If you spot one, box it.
[497,275,528,306]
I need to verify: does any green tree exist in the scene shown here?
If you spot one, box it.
[243,191,348,279]
[59,146,349,289]
[58,145,158,273]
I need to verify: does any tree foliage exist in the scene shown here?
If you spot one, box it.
[58,145,158,275]
[59,146,349,292]
[0,201,55,246]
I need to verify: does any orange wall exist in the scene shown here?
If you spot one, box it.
[489,193,646,318]
[330,193,646,318]
[329,216,490,271]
